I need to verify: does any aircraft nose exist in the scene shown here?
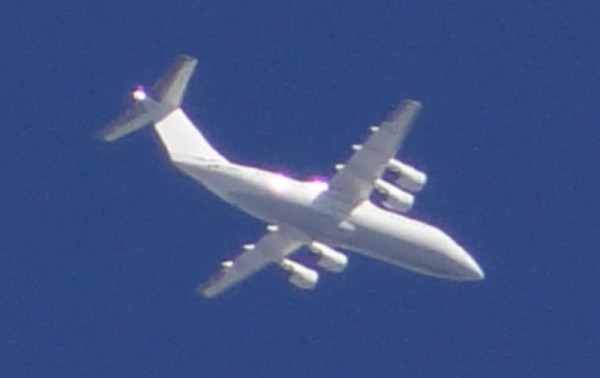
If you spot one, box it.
[451,244,485,280]
[461,253,485,280]
[404,219,485,281]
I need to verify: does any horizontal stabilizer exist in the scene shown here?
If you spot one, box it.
[99,102,157,142]
[98,55,198,142]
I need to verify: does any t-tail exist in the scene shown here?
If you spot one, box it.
[99,55,227,164]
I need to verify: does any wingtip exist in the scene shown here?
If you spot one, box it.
[176,54,198,66]
[385,99,422,123]
[196,285,214,298]
[401,98,422,109]
[96,127,116,143]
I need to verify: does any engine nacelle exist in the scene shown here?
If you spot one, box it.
[309,242,348,273]
[374,179,415,213]
[387,159,427,192]
[279,259,319,290]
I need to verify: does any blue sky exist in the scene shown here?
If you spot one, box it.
[1,2,599,377]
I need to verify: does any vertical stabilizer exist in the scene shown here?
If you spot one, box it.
[152,55,197,108]
[99,55,227,163]
[154,109,227,163]
[100,55,197,142]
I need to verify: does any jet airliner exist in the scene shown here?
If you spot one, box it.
[100,55,484,297]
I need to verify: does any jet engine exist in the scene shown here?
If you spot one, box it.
[387,159,427,192]
[279,259,319,290]
[309,242,348,272]
[374,179,415,213]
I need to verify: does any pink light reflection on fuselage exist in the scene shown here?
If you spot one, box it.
[268,172,292,194]
[306,175,329,195]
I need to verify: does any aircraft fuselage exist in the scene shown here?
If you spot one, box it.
[174,159,484,281]
[101,55,484,297]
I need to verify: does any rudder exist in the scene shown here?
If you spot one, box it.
[99,55,198,142]
[154,108,227,163]
[152,55,197,108]
[99,54,227,163]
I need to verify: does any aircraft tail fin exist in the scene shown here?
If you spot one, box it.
[99,55,227,163]
[99,55,197,142]
[152,55,197,108]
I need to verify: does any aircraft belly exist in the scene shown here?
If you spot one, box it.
[174,162,336,235]
[334,204,469,279]
[225,191,334,235]
[103,56,483,295]
[338,226,446,276]
[173,161,473,279]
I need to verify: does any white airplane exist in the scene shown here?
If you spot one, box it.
[100,55,484,298]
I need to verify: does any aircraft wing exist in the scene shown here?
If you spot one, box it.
[198,227,303,298]
[324,99,422,209]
